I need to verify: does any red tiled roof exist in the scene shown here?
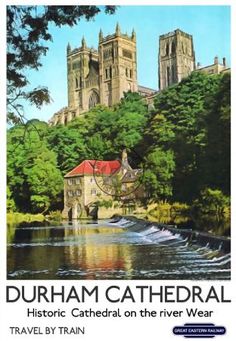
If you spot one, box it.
[65,160,121,177]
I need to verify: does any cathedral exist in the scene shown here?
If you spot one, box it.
[48,25,229,126]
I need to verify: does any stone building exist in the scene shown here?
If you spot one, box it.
[62,150,143,219]
[49,27,229,126]
[158,29,196,90]
[196,56,230,75]
[49,24,156,126]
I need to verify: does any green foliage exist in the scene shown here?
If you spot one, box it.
[191,188,230,235]
[7,5,116,123]
[25,149,63,212]
[47,124,87,174]
[7,120,63,213]
[149,71,230,202]
[142,148,175,201]
[7,186,16,212]
[47,210,62,222]
[204,72,230,194]
[96,199,113,209]
[148,202,190,225]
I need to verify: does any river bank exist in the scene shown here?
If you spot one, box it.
[7,212,45,225]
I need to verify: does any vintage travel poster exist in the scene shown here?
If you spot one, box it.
[1,0,235,340]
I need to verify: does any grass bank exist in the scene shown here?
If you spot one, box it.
[7,212,45,225]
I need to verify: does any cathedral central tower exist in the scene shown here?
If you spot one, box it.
[158,29,196,90]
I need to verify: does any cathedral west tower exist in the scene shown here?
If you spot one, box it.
[67,37,100,119]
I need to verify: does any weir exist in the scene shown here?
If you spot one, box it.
[112,216,230,254]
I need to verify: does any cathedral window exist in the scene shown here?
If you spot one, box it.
[171,42,176,55]
[89,90,99,109]
[167,66,170,86]
[126,68,129,77]
[166,43,169,56]
[171,65,176,83]
[103,48,113,60]
[110,66,112,78]
[72,61,81,70]
[75,78,78,88]
[78,92,83,108]
[130,69,132,78]
[105,69,109,79]
[123,49,132,59]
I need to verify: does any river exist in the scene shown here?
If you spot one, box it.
[7,218,230,280]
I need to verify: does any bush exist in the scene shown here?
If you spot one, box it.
[191,188,230,235]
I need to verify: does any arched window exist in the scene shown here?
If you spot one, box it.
[75,78,78,88]
[89,90,100,109]
[166,43,169,56]
[171,65,176,83]
[171,41,176,55]
[167,66,170,86]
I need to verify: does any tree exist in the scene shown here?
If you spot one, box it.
[7,186,16,212]
[113,92,149,153]
[204,73,230,195]
[142,148,175,201]
[25,148,63,213]
[7,120,63,212]
[191,188,230,235]
[47,124,87,175]
[151,71,224,202]
[7,5,116,124]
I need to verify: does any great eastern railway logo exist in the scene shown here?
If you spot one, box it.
[173,323,226,338]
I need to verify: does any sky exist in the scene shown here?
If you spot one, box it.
[21,5,231,122]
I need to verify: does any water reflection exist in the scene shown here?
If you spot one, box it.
[7,220,230,280]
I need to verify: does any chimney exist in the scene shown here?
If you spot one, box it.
[223,57,226,67]
[121,149,132,174]
[122,149,128,163]
[214,56,219,64]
